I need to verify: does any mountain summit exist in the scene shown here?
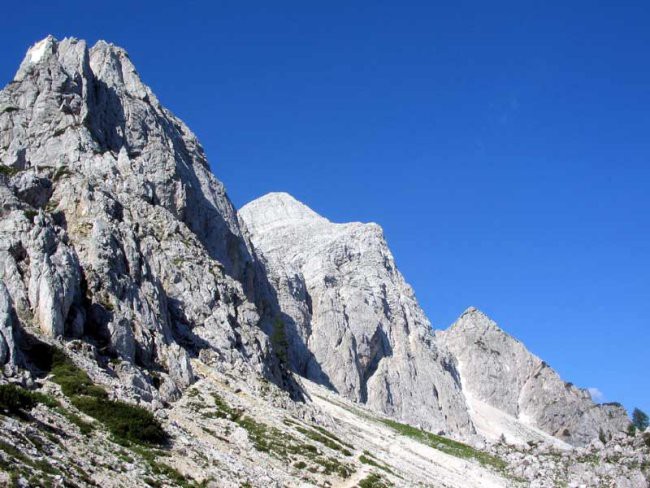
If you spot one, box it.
[241,193,473,435]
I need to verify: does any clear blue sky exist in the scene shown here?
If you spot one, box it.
[2,1,648,415]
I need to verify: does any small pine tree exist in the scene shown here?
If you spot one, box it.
[598,428,607,444]
[271,317,289,366]
[627,424,637,437]
[632,408,649,431]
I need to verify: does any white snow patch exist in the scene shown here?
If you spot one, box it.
[28,38,50,63]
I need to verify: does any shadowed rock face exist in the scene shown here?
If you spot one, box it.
[440,307,630,446]
[239,192,474,435]
[0,36,275,400]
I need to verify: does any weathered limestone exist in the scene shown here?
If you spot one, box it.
[239,192,474,435]
[0,37,631,456]
[440,307,630,446]
[0,36,275,402]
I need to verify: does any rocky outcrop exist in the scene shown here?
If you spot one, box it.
[0,36,275,401]
[239,192,474,435]
[440,307,630,446]
[0,282,18,371]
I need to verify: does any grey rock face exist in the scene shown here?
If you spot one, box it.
[0,36,274,401]
[0,282,18,370]
[239,192,474,435]
[440,307,630,446]
[0,36,631,455]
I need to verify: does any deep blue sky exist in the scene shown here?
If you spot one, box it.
[2,1,648,415]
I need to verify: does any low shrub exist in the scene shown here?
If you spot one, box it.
[55,408,95,435]
[359,452,395,475]
[379,417,507,471]
[0,384,59,415]
[49,348,107,399]
[358,473,391,488]
[38,344,167,446]
[295,425,350,454]
[0,165,19,177]
[71,396,167,446]
[0,384,37,413]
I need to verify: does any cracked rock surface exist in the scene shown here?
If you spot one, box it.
[239,192,474,436]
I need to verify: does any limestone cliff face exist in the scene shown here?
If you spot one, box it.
[239,192,474,435]
[440,308,630,446]
[0,37,274,400]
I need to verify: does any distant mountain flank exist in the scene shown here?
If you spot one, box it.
[439,307,629,446]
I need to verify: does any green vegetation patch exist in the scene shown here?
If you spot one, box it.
[209,394,353,478]
[48,348,107,399]
[71,395,167,446]
[378,418,507,471]
[358,472,392,488]
[128,444,203,488]
[295,425,352,455]
[271,317,289,365]
[0,376,96,439]
[0,438,61,479]
[0,165,19,177]
[284,417,354,454]
[42,345,167,446]
[0,384,59,416]
[359,451,395,475]
[52,167,72,182]
[54,407,95,435]
[311,424,354,449]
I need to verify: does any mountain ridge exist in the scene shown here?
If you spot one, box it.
[0,36,646,487]
[240,191,630,446]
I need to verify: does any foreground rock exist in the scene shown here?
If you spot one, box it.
[1,365,648,487]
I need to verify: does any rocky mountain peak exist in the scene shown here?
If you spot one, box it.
[14,36,89,83]
[21,35,56,64]
[239,193,474,435]
[453,306,500,331]
[440,310,630,446]
[89,40,153,100]
[15,36,146,97]
[239,192,329,234]
[0,37,639,486]
[0,36,275,402]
